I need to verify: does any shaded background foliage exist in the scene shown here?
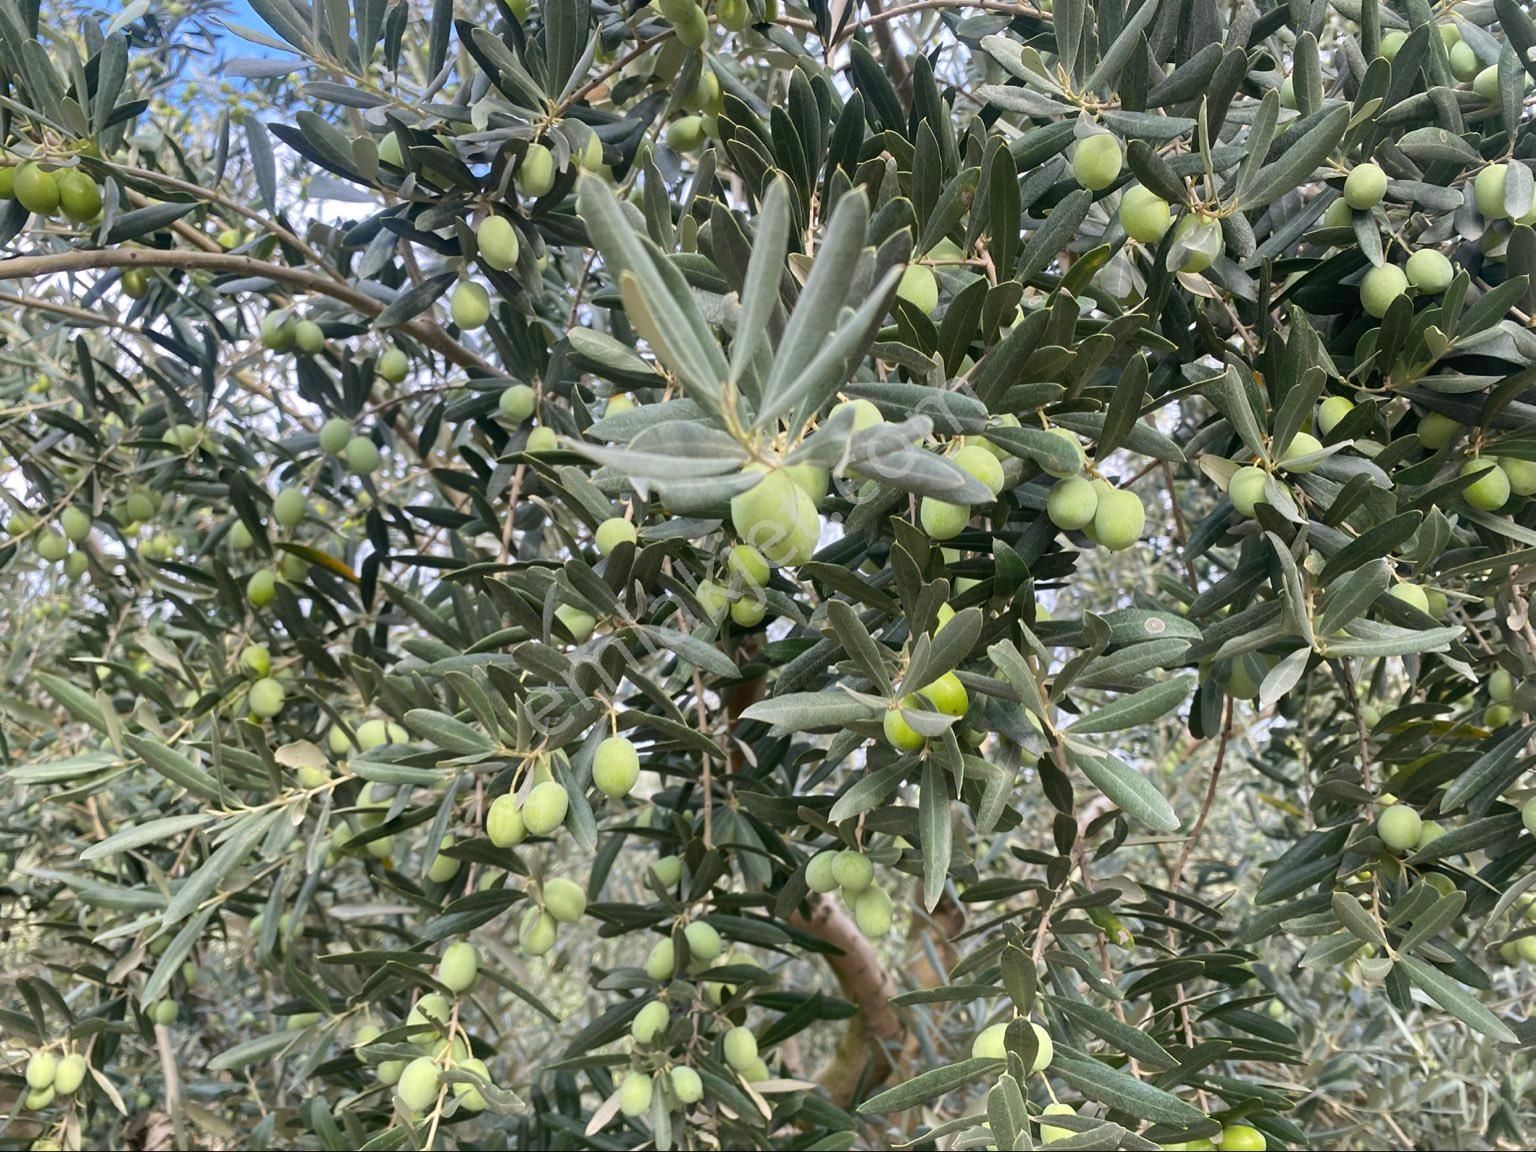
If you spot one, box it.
[2,0,1536,1150]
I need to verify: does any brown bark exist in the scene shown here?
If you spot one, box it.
[790,892,906,1107]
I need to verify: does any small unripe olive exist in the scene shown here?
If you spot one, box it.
[1403,248,1449,293]
[730,595,766,627]
[1476,164,1509,220]
[883,705,925,751]
[1278,431,1323,474]
[523,780,570,836]
[518,143,556,198]
[727,544,770,588]
[240,643,271,677]
[57,170,101,223]
[1093,488,1145,551]
[378,347,409,383]
[1461,458,1511,510]
[396,1056,441,1113]
[920,671,969,717]
[476,214,520,272]
[1503,456,1536,495]
[319,417,351,454]
[896,263,938,314]
[543,876,588,923]
[680,921,721,969]
[555,603,596,641]
[247,569,278,607]
[593,735,640,798]
[671,1064,704,1103]
[1418,412,1461,450]
[453,1057,490,1111]
[723,1025,758,1071]
[1047,474,1098,530]
[832,849,874,893]
[1073,133,1123,191]
[650,855,683,887]
[1040,1102,1077,1144]
[52,1053,86,1096]
[519,908,558,956]
[1119,184,1172,243]
[273,487,307,529]
[345,435,382,475]
[854,884,894,937]
[1217,1123,1267,1151]
[249,677,286,718]
[805,850,839,893]
[14,163,59,215]
[667,115,707,152]
[1229,465,1270,517]
[526,426,558,453]
[486,793,526,846]
[919,497,969,540]
[1171,213,1222,272]
[594,517,637,556]
[438,940,479,993]
[1449,40,1480,82]
[1389,582,1430,614]
[1343,162,1387,210]
[293,319,325,355]
[1359,263,1408,318]
[972,1020,1008,1060]
[952,443,1005,497]
[499,383,536,423]
[632,1000,670,1045]
[24,1051,57,1090]
[36,530,67,563]
[619,1071,655,1117]
[260,312,295,351]
[672,2,708,48]
[1317,396,1356,436]
[646,937,676,980]
[450,281,491,330]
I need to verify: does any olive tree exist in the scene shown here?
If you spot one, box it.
[4,0,1536,1148]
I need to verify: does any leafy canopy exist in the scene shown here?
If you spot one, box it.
[3,0,1536,1149]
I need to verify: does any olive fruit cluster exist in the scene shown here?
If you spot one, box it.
[971,1017,1055,1074]
[318,417,383,475]
[1046,475,1145,552]
[655,0,708,48]
[1375,802,1444,854]
[883,670,969,752]
[730,466,820,568]
[20,1047,88,1111]
[697,543,773,628]
[364,996,497,1116]
[487,777,571,853]
[644,919,726,980]
[517,876,587,957]
[1,161,102,223]
[259,310,330,356]
[920,442,1006,541]
[805,847,894,937]
[617,1059,710,1118]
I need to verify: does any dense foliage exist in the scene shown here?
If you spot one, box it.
[5,0,1536,1148]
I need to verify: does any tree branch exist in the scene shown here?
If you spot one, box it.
[0,246,496,376]
[789,893,906,1108]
